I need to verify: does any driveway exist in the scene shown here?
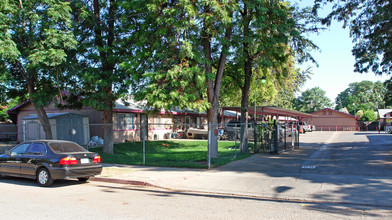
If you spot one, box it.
[214,131,392,206]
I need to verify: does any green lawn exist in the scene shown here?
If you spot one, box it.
[90,140,253,169]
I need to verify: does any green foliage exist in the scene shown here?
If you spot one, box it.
[90,140,252,168]
[121,0,234,112]
[362,109,377,122]
[0,0,76,107]
[383,78,392,108]
[218,1,317,109]
[313,0,392,75]
[355,110,364,119]
[293,87,333,113]
[139,66,209,112]
[335,80,386,114]
[0,99,19,121]
[62,0,133,112]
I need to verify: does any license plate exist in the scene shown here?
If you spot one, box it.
[81,158,90,164]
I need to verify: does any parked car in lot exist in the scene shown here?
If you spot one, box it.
[280,124,298,137]
[224,120,254,140]
[0,140,102,187]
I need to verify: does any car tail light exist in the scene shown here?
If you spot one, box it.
[59,157,78,165]
[93,155,101,163]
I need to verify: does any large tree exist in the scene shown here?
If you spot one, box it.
[293,87,333,113]
[335,80,386,114]
[313,0,392,75]
[0,0,76,138]
[60,0,136,154]
[123,0,235,158]
[220,61,312,112]
[233,1,317,152]
[124,0,317,155]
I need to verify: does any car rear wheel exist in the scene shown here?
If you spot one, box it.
[77,177,90,183]
[37,168,53,187]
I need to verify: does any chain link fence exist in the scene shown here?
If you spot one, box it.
[0,120,301,158]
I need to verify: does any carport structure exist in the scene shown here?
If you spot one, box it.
[220,106,313,153]
[221,106,313,122]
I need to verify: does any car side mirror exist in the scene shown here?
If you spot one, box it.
[5,150,10,155]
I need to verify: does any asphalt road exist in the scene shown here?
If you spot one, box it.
[1,131,392,219]
[0,179,390,219]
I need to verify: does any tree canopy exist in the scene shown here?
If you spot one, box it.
[313,0,392,75]
[59,0,138,154]
[335,80,386,114]
[293,87,332,113]
[0,0,77,138]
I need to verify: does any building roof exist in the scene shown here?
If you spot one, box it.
[23,112,85,120]
[114,98,145,112]
[6,100,31,114]
[378,109,392,118]
[221,106,312,118]
[311,108,359,120]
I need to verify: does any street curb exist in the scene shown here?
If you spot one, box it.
[91,177,157,187]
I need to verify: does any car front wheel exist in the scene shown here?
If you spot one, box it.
[37,168,54,187]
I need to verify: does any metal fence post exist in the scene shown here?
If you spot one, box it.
[208,122,211,170]
[234,129,238,160]
[143,139,146,166]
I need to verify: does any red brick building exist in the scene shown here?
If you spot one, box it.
[304,108,359,131]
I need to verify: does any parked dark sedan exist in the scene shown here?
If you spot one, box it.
[0,140,102,186]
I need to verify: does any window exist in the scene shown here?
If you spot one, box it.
[118,113,134,130]
[155,115,163,129]
[49,142,88,153]
[10,143,30,156]
[27,143,46,155]
[185,116,191,129]
[197,117,204,129]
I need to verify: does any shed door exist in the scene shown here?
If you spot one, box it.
[25,120,45,141]
[56,115,84,145]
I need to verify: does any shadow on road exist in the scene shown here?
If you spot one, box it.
[94,183,390,218]
[0,175,91,188]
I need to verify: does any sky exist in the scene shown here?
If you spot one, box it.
[293,0,390,103]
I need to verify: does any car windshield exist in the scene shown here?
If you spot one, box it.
[48,142,88,153]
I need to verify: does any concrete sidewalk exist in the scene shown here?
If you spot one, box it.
[92,132,392,208]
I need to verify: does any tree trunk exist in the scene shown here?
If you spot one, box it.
[207,108,219,158]
[204,34,219,158]
[240,59,252,153]
[34,104,53,140]
[25,79,53,140]
[203,19,232,158]
[103,103,114,154]
[94,0,115,154]
[240,6,253,153]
